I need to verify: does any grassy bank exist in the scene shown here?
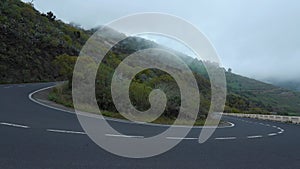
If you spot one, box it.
[48,83,220,126]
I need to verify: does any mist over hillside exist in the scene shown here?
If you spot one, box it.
[2,0,300,116]
[263,79,300,92]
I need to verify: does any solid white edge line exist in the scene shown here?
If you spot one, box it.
[47,129,86,135]
[28,86,75,114]
[105,134,144,138]
[0,122,29,129]
[29,85,236,129]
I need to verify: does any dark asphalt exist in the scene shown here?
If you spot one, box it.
[0,83,299,169]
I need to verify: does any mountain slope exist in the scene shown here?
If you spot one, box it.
[2,0,300,117]
[0,0,90,83]
[268,80,300,92]
[226,73,300,115]
[186,58,300,115]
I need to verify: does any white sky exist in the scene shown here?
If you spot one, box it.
[22,0,300,82]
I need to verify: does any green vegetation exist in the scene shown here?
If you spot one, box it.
[2,0,300,126]
[0,0,90,83]
[49,82,208,125]
[226,72,300,115]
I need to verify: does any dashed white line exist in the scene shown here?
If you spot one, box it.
[219,117,286,140]
[105,134,144,139]
[0,122,29,129]
[47,129,86,135]
[277,127,284,132]
[268,133,277,136]
[28,87,288,141]
[166,137,198,140]
[29,86,236,129]
[227,122,235,127]
[247,135,263,139]
[215,137,237,140]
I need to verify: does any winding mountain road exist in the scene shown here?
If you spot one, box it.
[0,83,299,169]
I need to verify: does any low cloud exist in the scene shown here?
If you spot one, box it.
[22,0,300,82]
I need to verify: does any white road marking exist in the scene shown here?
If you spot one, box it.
[166,137,198,140]
[0,122,29,129]
[225,117,286,140]
[268,133,277,136]
[277,127,284,132]
[29,86,236,129]
[28,86,75,114]
[30,87,288,141]
[105,134,144,139]
[135,121,147,124]
[4,86,12,89]
[47,129,86,135]
[227,122,235,127]
[247,135,263,139]
[215,137,237,140]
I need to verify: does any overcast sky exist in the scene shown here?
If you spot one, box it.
[22,0,300,82]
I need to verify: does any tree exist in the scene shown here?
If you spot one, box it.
[228,68,232,73]
[74,31,81,39]
[53,54,77,88]
[46,11,56,21]
[27,0,34,6]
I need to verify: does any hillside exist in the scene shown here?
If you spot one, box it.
[226,73,300,116]
[0,0,90,83]
[268,80,300,92]
[2,0,300,118]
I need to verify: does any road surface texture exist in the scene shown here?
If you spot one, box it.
[0,83,299,169]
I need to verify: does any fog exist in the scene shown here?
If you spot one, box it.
[22,0,300,83]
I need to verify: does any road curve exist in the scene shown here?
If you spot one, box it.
[0,83,299,169]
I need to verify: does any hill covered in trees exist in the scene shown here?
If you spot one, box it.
[0,0,91,83]
[2,0,300,119]
[50,33,300,118]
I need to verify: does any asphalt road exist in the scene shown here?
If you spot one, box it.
[0,83,299,169]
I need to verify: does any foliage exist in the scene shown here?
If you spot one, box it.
[0,0,90,83]
[46,11,56,21]
[3,0,300,120]
[52,34,300,118]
